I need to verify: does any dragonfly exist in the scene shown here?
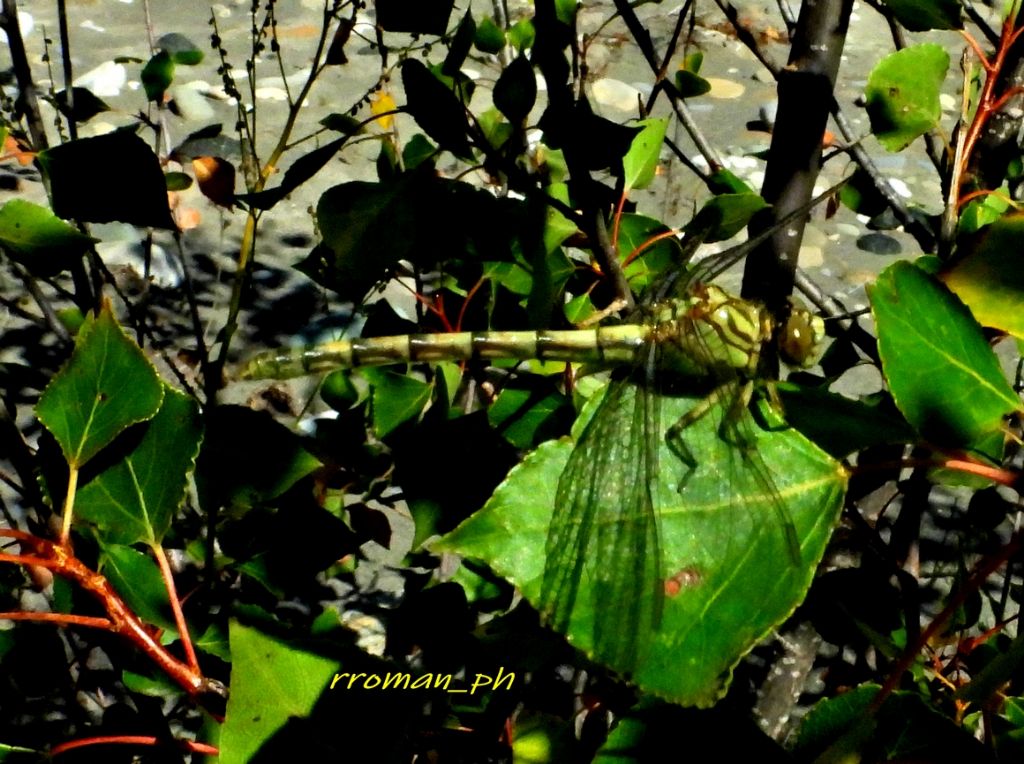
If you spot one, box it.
[240,251,827,671]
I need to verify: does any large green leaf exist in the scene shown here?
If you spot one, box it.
[0,199,96,277]
[75,385,202,545]
[868,261,1019,453]
[36,305,164,468]
[865,44,949,152]
[439,382,846,706]
[220,621,337,764]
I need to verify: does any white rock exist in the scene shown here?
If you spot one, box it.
[74,61,127,97]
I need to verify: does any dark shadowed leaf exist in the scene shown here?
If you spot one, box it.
[196,405,320,509]
[37,130,176,229]
[52,87,110,123]
[400,59,474,160]
[375,0,454,34]
[236,137,345,210]
[494,55,537,123]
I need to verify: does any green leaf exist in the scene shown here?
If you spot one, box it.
[164,171,193,191]
[958,190,1011,234]
[880,0,962,31]
[674,69,711,98]
[319,113,364,135]
[684,192,769,242]
[493,55,537,123]
[617,213,682,291]
[98,542,175,632]
[475,16,507,54]
[36,304,164,468]
[75,385,202,545]
[220,621,338,764]
[0,199,96,277]
[508,18,535,51]
[868,261,1019,452]
[37,130,176,229]
[195,622,231,662]
[364,368,433,437]
[439,383,846,706]
[865,44,949,151]
[943,214,1024,339]
[400,58,474,160]
[622,117,668,191]
[141,50,174,102]
[156,32,204,65]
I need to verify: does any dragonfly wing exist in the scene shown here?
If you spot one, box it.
[540,375,663,672]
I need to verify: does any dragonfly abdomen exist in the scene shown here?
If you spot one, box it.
[240,325,652,380]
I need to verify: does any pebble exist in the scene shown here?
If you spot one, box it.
[706,77,745,99]
[592,78,642,111]
[856,232,902,255]
[74,61,127,97]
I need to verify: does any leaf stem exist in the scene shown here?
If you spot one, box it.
[59,465,78,546]
[152,543,200,672]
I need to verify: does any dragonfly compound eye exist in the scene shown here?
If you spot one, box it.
[778,308,826,368]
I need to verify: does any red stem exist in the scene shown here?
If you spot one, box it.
[50,735,218,757]
[0,611,112,629]
[151,543,200,672]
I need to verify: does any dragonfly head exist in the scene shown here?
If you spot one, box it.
[778,306,826,368]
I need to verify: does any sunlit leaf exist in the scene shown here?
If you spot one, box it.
[475,16,506,54]
[75,385,202,545]
[868,261,1019,453]
[220,622,337,764]
[439,384,846,706]
[0,199,96,277]
[623,117,668,191]
[865,44,949,152]
[364,368,433,437]
[36,304,164,468]
[142,50,174,102]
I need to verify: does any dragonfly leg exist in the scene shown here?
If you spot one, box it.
[664,383,746,492]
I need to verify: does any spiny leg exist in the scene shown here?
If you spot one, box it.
[664,381,802,565]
